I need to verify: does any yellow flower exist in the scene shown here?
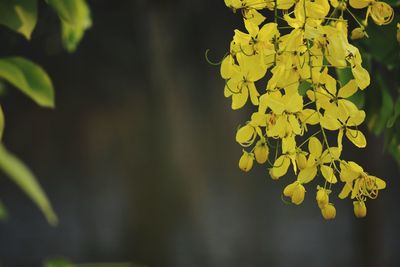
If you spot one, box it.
[221,0,389,219]
[239,151,255,172]
[353,200,367,218]
[284,181,306,205]
[270,154,291,179]
[224,54,266,109]
[321,103,367,149]
[236,118,263,147]
[349,0,394,26]
[297,137,340,184]
[339,161,386,200]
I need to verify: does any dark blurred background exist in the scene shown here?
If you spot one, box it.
[0,0,398,266]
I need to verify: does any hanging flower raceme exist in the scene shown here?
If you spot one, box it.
[217,0,394,219]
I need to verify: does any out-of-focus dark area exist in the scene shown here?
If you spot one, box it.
[0,0,398,266]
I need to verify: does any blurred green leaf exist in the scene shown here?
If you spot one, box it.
[44,257,75,267]
[0,105,4,140]
[0,0,38,39]
[46,0,92,52]
[0,144,57,225]
[0,57,55,108]
[363,16,400,68]
[0,200,9,221]
[385,0,400,6]
[367,75,394,135]
[387,97,400,128]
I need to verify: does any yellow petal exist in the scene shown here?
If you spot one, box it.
[349,0,370,9]
[352,65,370,90]
[321,113,341,130]
[283,182,297,197]
[264,91,285,115]
[236,124,255,145]
[297,166,317,184]
[232,87,249,110]
[321,165,338,183]
[309,137,322,158]
[346,129,367,148]
[339,183,352,199]
[270,155,291,179]
[338,79,358,98]
[288,114,302,135]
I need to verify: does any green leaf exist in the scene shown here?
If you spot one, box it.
[298,80,311,96]
[363,16,400,68]
[0,57,55,108]
[367,75,394,135]
[0,0,38,40]
[336,67,353,85]
[46,0,92,52]
[387,97,400,128]
[0,144,57,225]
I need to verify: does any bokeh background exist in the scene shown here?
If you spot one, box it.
[0,0,398,266]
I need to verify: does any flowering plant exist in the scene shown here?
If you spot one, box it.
[217,0,397,219]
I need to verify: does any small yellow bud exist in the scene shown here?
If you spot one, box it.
[329,0,339,8]
[238,151,254,172]
[351,27,366,40]
[316,188,329,209]
[338,1,347,11]
[321,203,336,220]
[353,201,367,218]
[254,140,269,164]
[291,183,306,205]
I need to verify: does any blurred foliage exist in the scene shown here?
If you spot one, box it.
[0,0,91,225]
[338,5,400,165]
[44,257,142,267]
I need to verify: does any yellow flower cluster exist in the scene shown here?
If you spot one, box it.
[222,0,393,219]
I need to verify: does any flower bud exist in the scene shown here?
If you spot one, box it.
[316,188,329,209]
[239,151,254,172]
[254,140,269,164]
[397,23,400,44]
[321,203,336,220]
[338,1,347,11]
[351,27,365,40]
[291,183,305,205]
[353,201,367,218]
